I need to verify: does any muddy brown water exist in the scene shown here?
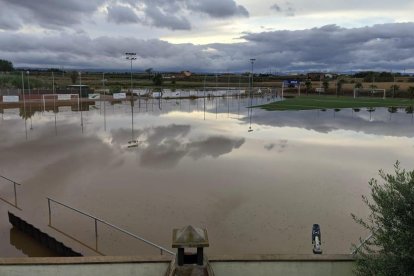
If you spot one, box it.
[1,97,414,257]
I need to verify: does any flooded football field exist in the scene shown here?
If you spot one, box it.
[1,96,414,257]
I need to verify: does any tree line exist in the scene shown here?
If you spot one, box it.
[0,59,14,71]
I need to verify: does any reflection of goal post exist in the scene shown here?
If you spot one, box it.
[353,88,386,99]
[42,94,80,111]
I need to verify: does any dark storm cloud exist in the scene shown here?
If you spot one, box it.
[187,0,249,18]
[0,0,249,31]
[119,0,249,30]
[0,0,105,29]
[238,23,414,71]
[1,23,414,71]
[143,4,192,30]
[107,5,140,24]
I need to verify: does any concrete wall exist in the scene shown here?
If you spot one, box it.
[0,255,355,276]
[0,256,171,276]
[210,255,354,276]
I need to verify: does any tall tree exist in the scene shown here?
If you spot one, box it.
[305,79,312,95]
[352,162,414,275]
[145,68,153,80]
[0,59,14,71]
[322,80,329,92]
[354,82,363,89]
[152,73,163,86]
[390,84,399,98]
[336,79,346,96]
[70,71,78,84]
[408,86,414,100]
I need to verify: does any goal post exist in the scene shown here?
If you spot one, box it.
[372,89,386,99]
[42,94,57,112]
[353,88,386,99]
[42,94,80,112]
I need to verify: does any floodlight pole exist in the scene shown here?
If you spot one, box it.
[21,72,27,140]
[125,53,137,95]
[79,71,84,132]
[250,59,256,97]
[102,72,107,131]
[26,71,33,130]
[21,72,26,113]
[250,58,256,106]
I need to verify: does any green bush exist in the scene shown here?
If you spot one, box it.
[352,162,414,275]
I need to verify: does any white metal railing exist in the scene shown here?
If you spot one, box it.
[0,175,21,209]
[47,197,174,256]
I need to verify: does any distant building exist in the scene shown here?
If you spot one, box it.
[307,73,337,81]
[307,73,325,81]
[181,71,192,77]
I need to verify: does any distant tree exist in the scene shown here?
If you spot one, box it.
[145,68,153,80]
[390,84,399,98]
[70,71,78,84]
[352,162,414,276]
[377,72,393,82]
[110,86,121,94]
[152,73,163,86]
[322,80,329,92]
[305,79,312,95]
[354,82,363,89]
[408,86,414,100]
[336,79,346,96]
[0,59,14,71]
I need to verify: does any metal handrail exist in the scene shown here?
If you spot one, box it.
[47,197,175,256]
[0,175,22,185]
[0,175,21,209]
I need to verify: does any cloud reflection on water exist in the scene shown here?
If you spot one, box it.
[250,108,414,138]
[111,124,245,169]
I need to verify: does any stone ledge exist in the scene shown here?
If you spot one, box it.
[0,256,173,265]
[209,254,354,262]
[0,254,354,266]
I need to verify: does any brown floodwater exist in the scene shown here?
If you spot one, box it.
[1,97,414,257]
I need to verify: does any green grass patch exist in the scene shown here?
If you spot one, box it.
[257,96,414,111]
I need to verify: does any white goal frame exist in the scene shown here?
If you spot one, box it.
[353,88,386,99]
[42,94,80,112]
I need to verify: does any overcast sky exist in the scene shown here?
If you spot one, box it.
[1,0,414,72]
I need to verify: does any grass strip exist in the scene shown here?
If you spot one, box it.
[257,96,414,111]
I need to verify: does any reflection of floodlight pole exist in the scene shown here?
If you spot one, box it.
[125,53,137,94]
[102,72,107,131]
